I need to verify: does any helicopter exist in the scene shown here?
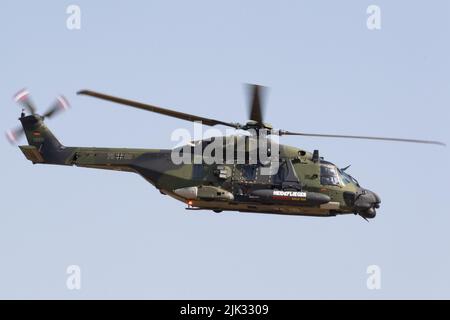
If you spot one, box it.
[6,85,445,220]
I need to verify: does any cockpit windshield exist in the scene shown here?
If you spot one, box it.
[320,162,360,187]
[339,169,360,186]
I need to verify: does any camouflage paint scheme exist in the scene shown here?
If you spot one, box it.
[18,113,380,218]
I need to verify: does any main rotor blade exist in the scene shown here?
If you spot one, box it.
[247,84,265,124]
[77,90,241,129]
[278,130,446,146]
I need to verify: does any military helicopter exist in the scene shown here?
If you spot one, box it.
[6,85,445,220]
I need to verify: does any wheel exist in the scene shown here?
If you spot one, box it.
[213,209,223,213]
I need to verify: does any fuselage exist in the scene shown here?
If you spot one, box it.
[18,115,380,218]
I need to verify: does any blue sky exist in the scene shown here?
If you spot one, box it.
[0,0,449,298]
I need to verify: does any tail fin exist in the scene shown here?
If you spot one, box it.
[19,114,68,164]
[21,115,62,148]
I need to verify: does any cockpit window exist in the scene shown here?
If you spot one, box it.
[339,169,360,187]
[320,164,341,186]
[339,170,352,185]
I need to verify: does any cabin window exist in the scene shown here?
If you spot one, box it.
[236,164,257,181]
[320,164,340,186]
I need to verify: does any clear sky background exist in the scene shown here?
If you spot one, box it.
[0,1,449,299]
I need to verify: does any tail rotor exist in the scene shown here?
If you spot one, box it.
[5,127,24,144]
[13,88,37,115]
[6,89,70,145]
[42,95,70,119]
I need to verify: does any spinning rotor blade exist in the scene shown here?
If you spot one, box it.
[278,130,446,146]
[14,88,36,115]
[42,95,70,119]
[6,89,72,144]
[76,86,445,147]
[77,90,241,129]
[5,127,25,145]
[247,84,266,124]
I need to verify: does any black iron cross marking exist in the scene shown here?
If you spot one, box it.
[115,153,125,160]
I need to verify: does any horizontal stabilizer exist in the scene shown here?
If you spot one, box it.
[19,145,44,163]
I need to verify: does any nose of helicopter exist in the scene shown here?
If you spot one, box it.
[354,188,381,219]
[370,190,381,208]
[366,189,381,208]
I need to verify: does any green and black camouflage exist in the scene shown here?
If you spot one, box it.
[18,113,380,219]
